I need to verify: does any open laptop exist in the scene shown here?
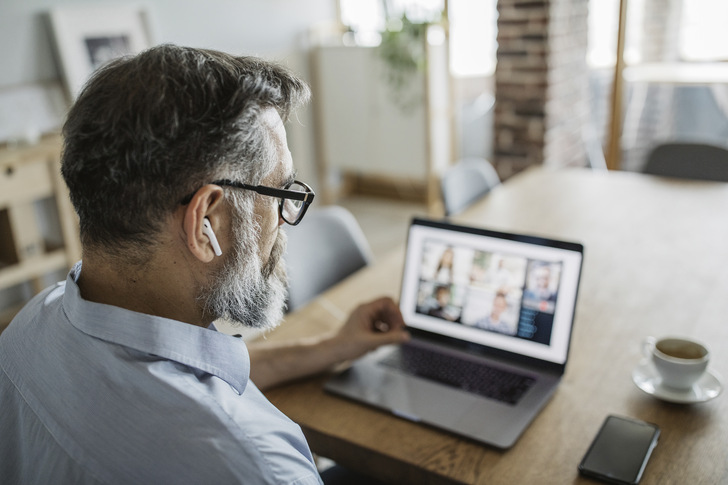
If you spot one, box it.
[324,218,584,449]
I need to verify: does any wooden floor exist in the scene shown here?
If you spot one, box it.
[336,196,429,261]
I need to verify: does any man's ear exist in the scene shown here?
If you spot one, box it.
[183,185,225,263]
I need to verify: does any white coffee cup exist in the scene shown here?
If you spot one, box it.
[642,336,710,390]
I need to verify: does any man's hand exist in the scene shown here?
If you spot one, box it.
[330,297,410,363]
[249,297,409,390]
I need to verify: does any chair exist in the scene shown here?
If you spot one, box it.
[440,157,501,216]
[643,142,728,182]
[284,205,373,312]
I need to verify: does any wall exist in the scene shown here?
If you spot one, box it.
[545,0,590,169]
[0,0,336,184]
[0,0,335,85]
[493,0,589,178]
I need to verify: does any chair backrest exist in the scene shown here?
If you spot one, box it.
[284,205,373,312]
[441,157,501,216]
[643,142,728,182]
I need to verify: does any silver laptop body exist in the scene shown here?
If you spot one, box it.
[325,218,584,449]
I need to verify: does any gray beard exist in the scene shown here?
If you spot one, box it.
[200,225,288,331]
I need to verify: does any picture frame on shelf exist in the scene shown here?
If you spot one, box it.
[47,5,152,101]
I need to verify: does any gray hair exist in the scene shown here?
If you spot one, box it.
[61,44,310,255]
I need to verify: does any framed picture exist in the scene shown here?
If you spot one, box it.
[48,5,152,101]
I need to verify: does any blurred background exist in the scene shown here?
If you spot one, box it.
[1,0,727,326]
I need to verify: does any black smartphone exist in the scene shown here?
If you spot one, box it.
[578,415,660,485]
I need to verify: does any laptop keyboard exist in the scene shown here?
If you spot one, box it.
[380,345,536,405]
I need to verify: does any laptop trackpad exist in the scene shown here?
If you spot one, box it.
[327,358,475,429]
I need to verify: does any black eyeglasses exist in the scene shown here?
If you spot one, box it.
[181,179,315,226]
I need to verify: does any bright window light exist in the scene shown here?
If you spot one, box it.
[680,0,728,61]
[449,0,497,77]
[588,0,728,67]
[340,0,497,78]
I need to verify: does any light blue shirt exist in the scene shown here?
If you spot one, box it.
[0,263,322,484]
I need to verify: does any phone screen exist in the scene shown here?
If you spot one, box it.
[578,415,660,484]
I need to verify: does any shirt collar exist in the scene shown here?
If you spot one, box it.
[62,262,250,394]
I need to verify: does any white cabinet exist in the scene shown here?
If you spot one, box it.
[312,38,451,207]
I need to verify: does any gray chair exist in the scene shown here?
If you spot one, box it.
[284,205,373,312]
[441,157,500,216]
[643,142,728,182]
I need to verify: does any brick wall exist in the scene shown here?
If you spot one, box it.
[493,0,589,178]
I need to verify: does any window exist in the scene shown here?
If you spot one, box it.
[338,0,497,77]
[680,0,728,61]
[587,0,728,67]
[587,0,644,68]
[449,0,497,77]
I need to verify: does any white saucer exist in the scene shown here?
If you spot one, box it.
[632,360,723,404]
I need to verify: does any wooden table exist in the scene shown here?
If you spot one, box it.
[263,167,728,484]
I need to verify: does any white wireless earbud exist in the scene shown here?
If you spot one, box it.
[202,218,222,257]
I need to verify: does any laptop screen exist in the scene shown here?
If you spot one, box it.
[399,219,583,366]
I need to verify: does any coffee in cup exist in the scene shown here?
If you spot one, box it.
[642,336,709,390]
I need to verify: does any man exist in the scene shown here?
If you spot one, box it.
[0,44,409,484]
[523,263,557,313]
[475,291,515,335]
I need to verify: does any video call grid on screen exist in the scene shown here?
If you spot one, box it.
[400,223,582,365]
